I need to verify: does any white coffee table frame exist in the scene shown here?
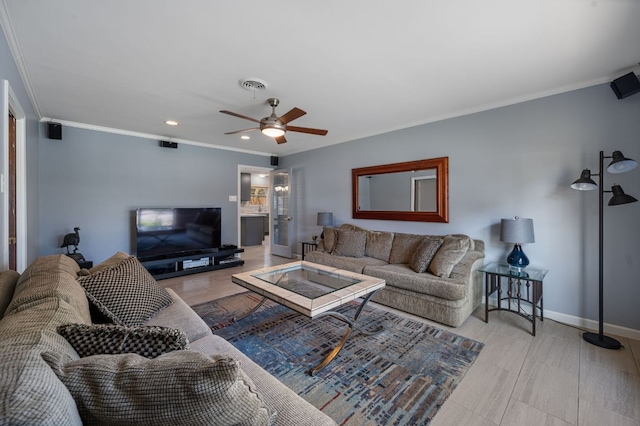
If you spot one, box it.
[231,261,385,375]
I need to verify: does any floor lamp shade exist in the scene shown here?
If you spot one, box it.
[570,150,638,350]
[500,217,535,269]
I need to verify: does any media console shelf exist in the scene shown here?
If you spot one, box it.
[140,248,244,280]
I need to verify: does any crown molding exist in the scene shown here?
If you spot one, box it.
[40,118,273,157]
[0,1,42,118]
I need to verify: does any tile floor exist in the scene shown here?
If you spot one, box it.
[159,244,640,426]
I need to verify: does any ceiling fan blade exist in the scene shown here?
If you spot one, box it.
[275,135,287,144]
[278,107,306,124]
[224,128,259,135]
[286,125,328,136]
[219,110,261,124]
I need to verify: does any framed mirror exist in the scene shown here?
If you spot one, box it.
[352,157,448,222]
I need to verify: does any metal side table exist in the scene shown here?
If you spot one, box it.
[480,262,548,336]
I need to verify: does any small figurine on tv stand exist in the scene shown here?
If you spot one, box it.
[60,227,90,267]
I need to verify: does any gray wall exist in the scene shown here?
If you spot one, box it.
[0,24,41,264]
[38,126,271,263]
[284,83,640,331]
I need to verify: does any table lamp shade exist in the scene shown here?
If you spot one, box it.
[317,212,333,227]
[500,218,535,244]
[500,217,535,269]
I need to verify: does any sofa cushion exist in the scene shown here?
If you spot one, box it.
[332,229,367,258]
[388,233,427,264]
[304,251,387,274]
[0,296,88,425]
[428,235,472,278]
[0,269,20,318]
[144,288,213,343]
[408,237,443,273]
[43,350,276,426]
[7,255,91,323]
[78,255,172,326]
[364,264,468,301]
[57,323,189,359]
[365,231,394,261]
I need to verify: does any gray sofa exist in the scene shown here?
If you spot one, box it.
[305,224,485,327]
[0,254,335,426]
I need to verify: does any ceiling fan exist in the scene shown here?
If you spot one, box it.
[220,98,328,144]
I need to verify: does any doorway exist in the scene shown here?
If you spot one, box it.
[237,165,273,250]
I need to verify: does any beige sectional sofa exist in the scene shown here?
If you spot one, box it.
[0,254,335,425]
[305,224,485,327]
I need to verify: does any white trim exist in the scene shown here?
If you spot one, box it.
[483,295,640,341]
[0,2,42,118]
[1,80,27,271]
[40,117,274,157]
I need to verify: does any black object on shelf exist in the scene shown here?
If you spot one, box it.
[140,248,244,280]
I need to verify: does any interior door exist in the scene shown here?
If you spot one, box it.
[270,168,294,258]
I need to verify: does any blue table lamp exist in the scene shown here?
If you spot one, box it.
[500,217,535,270]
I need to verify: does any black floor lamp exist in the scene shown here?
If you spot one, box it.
[571,151,638,349]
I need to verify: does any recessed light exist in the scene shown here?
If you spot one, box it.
[164,120,179,126]
[241,135,250,140]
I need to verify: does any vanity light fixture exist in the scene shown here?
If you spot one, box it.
[164,120,179,126]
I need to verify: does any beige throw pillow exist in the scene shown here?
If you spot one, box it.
[77,255,172,326]
[408,237,443,273]
[428,235,471,278]
[42,350,275,426]
[58,323,189,358]
[322,227,338,252]
[332,229,367,258]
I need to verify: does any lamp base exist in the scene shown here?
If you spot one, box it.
[582,332,621,349]
[507,244,529,269]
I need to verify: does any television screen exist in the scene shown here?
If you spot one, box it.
[135,207,221,260]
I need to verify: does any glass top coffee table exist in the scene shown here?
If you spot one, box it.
[232,261,385,375]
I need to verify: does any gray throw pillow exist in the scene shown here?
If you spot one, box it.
[408,237,443,273]
[332,229,367,258]
[428,235,471,278]
[77,255,172,326]
[42,351,276,426]
[58,323,189,358]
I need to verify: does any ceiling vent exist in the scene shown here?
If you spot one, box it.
[239,78,269,92]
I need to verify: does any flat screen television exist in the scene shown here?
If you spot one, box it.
[135,207,222,260]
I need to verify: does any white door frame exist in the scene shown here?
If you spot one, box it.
[1,80,27,271]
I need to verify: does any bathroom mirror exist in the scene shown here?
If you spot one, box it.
[352,157,448,222]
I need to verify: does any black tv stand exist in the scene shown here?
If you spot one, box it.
[140,248,244,280]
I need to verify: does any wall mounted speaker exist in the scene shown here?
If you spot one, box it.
[610,72,640,99]
[47,122,62,140]
[159,140,178,149]
[270,156,279,166]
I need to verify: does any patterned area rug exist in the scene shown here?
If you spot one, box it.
[192,293,483,425]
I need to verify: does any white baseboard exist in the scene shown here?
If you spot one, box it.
[483,296,640,341]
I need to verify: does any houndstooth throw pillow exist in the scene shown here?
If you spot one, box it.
[42,351,276,426]
[58,323,189,358]
[332,229,367,258]
[408,237,443,273]
[77,255,172,326]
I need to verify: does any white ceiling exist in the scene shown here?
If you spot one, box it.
[1,0,639,156]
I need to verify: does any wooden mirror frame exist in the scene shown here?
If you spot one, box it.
[352,157,449,222]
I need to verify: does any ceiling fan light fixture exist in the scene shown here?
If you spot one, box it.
[261,127,285,138]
